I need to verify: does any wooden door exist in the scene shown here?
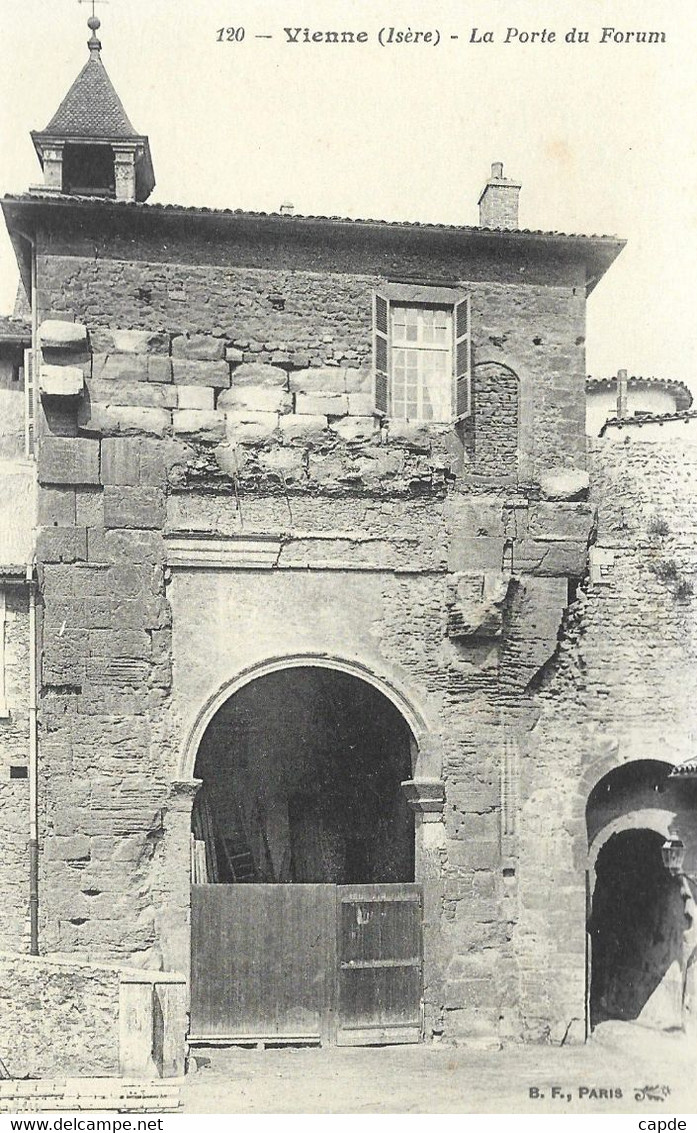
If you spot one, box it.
[336,883,423,1045]
[190,884,336,1044]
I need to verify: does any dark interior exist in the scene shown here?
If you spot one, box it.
[193,666,415,885]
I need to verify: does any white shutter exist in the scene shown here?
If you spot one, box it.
[452,295,472,422]
[373,292,389,415]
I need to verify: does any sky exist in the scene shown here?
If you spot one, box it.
[0,0,696,386]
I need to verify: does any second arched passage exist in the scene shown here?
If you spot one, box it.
[585,759,695,1033]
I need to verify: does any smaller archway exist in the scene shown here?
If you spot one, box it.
[589,828,684,1029]
[586,760,690,1032]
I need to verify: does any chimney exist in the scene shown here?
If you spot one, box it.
[478,163,521,229]
[616,368,628,419]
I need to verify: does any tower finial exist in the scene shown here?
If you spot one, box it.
[87,14,101,53]
[79,0,103,52]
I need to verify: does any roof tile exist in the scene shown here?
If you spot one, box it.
[40,53,138,139]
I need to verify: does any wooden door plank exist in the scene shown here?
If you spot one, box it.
[335,884,423,1045]
[190,884,336,1041]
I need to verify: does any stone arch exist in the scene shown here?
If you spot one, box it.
[571,747,676,826]
[587,807,675,890]
[179,650,439,784]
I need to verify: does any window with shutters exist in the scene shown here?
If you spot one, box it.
[373,288,471,423]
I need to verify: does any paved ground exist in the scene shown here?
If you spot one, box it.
[182,1024,697,1114]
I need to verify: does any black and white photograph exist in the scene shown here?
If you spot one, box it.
[0,0,695,1121]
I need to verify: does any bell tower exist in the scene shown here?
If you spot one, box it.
[30,15,155,202]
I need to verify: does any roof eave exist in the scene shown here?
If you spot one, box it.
[1,192,625,288]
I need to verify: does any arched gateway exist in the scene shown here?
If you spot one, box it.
[186,660,432,1047]
[586,761,690,1033]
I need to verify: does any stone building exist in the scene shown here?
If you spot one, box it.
[586,373,693,436]
[0,17,695,1066]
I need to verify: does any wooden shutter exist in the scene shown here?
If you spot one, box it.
[452,295,472,422]
[373,292,389,416]
[23,348,35,457]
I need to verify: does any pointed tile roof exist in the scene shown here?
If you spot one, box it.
[30,19,155,202]
[42,50,138,139]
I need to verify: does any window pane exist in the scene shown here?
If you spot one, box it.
[390,305,453,422]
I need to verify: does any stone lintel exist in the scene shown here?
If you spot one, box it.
[165,534,282,570]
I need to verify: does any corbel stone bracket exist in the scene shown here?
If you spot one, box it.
[401,778,445,822]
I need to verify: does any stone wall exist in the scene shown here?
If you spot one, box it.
[0,954,187,1080]
[507,435,697,1041]
[0,586,32,953]
[0,953,120,1077]
[35,208,588,480]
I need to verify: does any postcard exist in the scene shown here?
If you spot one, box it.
[0,0,695,1122]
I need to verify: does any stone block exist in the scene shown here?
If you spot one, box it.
[528,502,593,543]
[212,444,240,477]
[44,834,91,861]
[90,328,170,355]
[172,410,226,442]
[147,356,173,383]
[447,572,511,639]
[229,362,288,387]
[171,359,230,388]
[37,526,87,564]
[171,334,226,361]
[295,393,349,417]
[385,420,430,449]
[225,411,279,444]
[279,414,329,443]
[344,367,373,393]
[329,416,377,443]
[39,320,87,350]
[78,404,171,438]
[445,977,496,1011]
[140,438,192,487]
[40,364,84,398]
[100,438,141,486]
[39,437,100,486]
[257,447,305,479]
[177,386,215,411]
[225,347,245,364]
[516,538,588,576]
[219,385,291,414]
[538,466,589,501]
[86,381,177,409]
[103,487,165,530]
[111,329,169,354]
[448,536,505,573]
[289,366,348,394]
[92,354,148,383]
[75,490,105,527]
[347,392,377,417]
[38,487,77,527]
[448,841,499,870]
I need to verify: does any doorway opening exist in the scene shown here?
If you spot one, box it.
[589,827,683,1029]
